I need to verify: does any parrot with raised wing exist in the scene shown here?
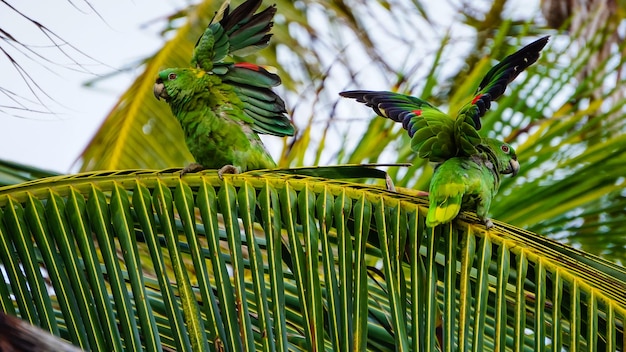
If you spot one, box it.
[340,36,549,228]
[153,0,295,177]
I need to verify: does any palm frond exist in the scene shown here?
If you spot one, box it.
[0,171,623,351]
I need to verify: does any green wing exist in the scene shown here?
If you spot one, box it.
[190,0,294,137]
[457,36,550,130]
[339,90,472,162]
[191,0,275,71]
[222,63,294,136]
[340,36,549,161]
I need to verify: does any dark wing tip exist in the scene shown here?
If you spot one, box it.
[220,0,263,29]
[339,90,378,105]
[478,35,550,89]
[339,90,368,98]
[531,35,550,51]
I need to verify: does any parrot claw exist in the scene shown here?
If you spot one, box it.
[218,165,240,179]
[385,174,396,192]
[459,213,494,229]
[181,163,204,176]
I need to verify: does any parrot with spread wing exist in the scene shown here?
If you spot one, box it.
[340,36,549,228]
[153,0,295,177]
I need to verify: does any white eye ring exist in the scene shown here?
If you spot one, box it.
[501,145,510,153]
[168,73,177,80]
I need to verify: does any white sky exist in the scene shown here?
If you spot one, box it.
[1,0,540,173]
[1,0,187,172]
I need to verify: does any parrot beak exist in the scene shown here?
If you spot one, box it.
[153,80,169,101]
[508,158,520,177]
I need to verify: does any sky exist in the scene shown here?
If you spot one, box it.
[1,0,540,174]
[1,0,186,173]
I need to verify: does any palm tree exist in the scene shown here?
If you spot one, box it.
[1,0,625,351]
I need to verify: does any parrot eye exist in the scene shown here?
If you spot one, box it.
[168,73,177,80]
[501,145,510,153]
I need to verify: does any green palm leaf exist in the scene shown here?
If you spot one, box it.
[0,171,623,351]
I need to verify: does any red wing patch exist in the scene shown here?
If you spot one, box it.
[471,94,483,104]
[234,62,262,71]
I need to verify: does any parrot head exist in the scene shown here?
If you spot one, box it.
[480,138,519,177]
[154,68,207,104]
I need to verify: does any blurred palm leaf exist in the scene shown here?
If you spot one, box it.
[0,170,624,351]
[0,159,59,186]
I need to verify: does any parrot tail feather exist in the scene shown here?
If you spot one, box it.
[426,202,461,227]
[426,183,464,227]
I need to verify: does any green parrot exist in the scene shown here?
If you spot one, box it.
[340,36,549,228]
[153,0,295,176]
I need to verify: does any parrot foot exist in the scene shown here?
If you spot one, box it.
[385,174,396,192]
[181,163,204,176]
[218,165,240,179]
[458,213,494,229]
